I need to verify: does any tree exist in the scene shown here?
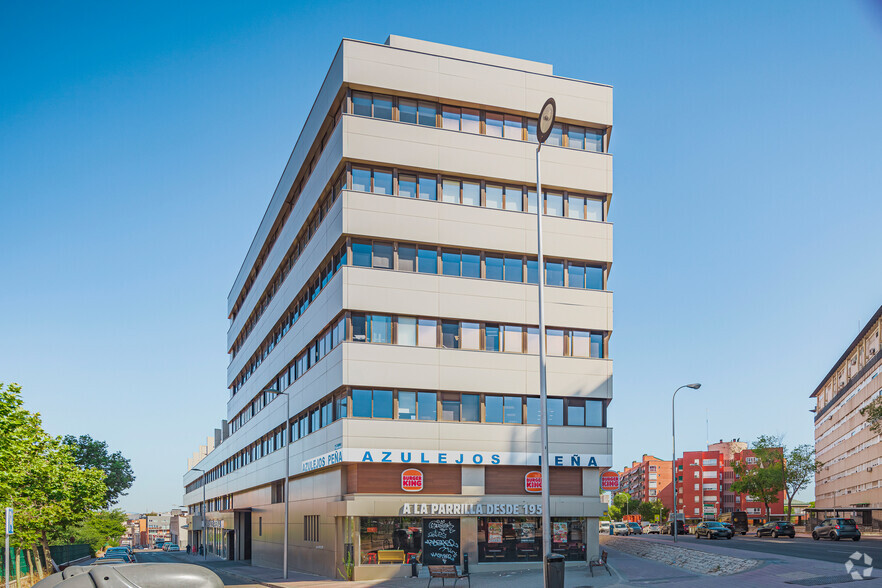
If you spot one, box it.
[68,510,127,553]
[608,492,639,520]
[780,444,823,520]
[731,435,784,521]
[63,435,135,508]
[859,397,882,435]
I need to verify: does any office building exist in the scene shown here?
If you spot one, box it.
[183,35,613,580]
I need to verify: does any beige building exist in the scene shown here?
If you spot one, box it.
[812,304,882,528]
[184,35,613,580]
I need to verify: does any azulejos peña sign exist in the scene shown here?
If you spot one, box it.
[301,448,612,473]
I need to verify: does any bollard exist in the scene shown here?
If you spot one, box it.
[463,552,469,575]
[410,554,418,578]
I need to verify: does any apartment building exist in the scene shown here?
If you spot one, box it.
[812,305,882,527]
[675,441,786,524]
[619,455,673,511]
[183,36,613,580]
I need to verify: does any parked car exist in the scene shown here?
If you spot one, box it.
[103,548,134,562]
[626,522,643,535]
[756,521,795,538]
[720,522,735,534]
[97,554,132,564]
[600,521,611,534]
[695,521,733,540]
[662,522,688,535]
[813,518,861,541]
[643,523,661,534]
[612,522,631,536]
[166,544,181,552]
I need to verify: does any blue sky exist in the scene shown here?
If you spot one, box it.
[2,1,881,512]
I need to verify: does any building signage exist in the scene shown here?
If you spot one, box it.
[600,471,620,491]
[206,519,225,529]
[525,471,542,493]
[401,468,424,492]
[401,503,543,516]
[302,448,611,473]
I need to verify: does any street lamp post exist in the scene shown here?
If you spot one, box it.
[534,97,556,587]
[190,468,207,560]
[264,388,289,580]
[672,383,701,542]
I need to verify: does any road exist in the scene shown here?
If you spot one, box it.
[134,550,264,587]
[630,532,882,564]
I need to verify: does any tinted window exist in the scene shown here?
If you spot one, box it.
[441,321,459,349]
[352,389,372,417]
[352,242,372,267]
[398,391,416,420]
[398,174,417,198]
[399,99,417,124]
[442,251,461,276]
[373,389,393,419]
[417,247,437,274]
[486,255,503,280]
[461,394,480,422]
[462,252,481,278]
[418,392,437,420]
[374,95,393,120]
[398,244,416,271]
[352,92,372,117]
[485,396,503,423]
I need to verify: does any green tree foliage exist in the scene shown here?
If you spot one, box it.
[608,492,640,520]
[731,435,784,521]
[63,435,135,508]
[636,500,669,522]
[67,510,128,553]
[859,397,882,435]
[780,443,823,519]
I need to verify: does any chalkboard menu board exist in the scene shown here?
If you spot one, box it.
[422,518,460,565]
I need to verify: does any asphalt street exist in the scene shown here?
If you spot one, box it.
[134,550,264,587]
[630,532,882,565]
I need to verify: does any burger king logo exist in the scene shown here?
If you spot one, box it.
[525,471,542,493]
[401,468,424,492]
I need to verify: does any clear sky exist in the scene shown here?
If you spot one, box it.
[2,1,881,512]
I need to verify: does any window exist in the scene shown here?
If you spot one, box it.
[373,389,393,419]
[504,256,523,282]
[304,515,319,542]
[503,325,523,353]
[504,116,523,140]
[461,322,481,350]
[485,324,500,352]
[485,396,503,423]
[505,186,522,211]
[546,329,564,356]
[352,92,372,117]
[462,181,480,206]
[374,95,393,120]
[442,106,460,130]
[462,251,481,278]
[485,112,503,137]
[418,391,437,420]
[374,170,393,195]
[503,396,522,424]
[373,242,393,269]
[526,259,539,284]
[486,185,504,209]
[461,108,480,133]
[590,333,604,358]
[462,394,480,422]
[546,260,564,287]
[526,327,539,354]
[547,123,563,146]
[418,176,437,200]
[586,128,604,152]
[398,244,416,271]
[417,247,437,273]
[567,195,586,220]
[351,314,367,342]
[360,517,422,562]
[398,317,417,346]
[442,179,460,203]
[586,266,603,290]
[567,399,585,426]
[399,99,417,124]
[442,250,461,276]
[352,389,372,418]
[567,126,585,150]
[568,263,585,288]
[441,394,461,421]
[369,315,392,344]
[570,330,590,357]
[399,174,417,198]
[418,101,437,127]
[352,242,371,267]
[441,321,459,349]
[545,192,564,216]
[486,254,504,280]
[398,391,416,420]
[526,119,538,143]
[352,168,371,192]
[418,319,437,347]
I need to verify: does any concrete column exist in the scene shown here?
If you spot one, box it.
[460,517,478,568]
[584,517,600,560]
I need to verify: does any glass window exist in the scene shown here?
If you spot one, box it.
[418,101,437,126]
[545,260,564,286]
[486,185,504,209]
[398,391,416,420]
[418,319,436,347]
[360,517,423,560]
[546,329,564,356]
[485,112,503,137]
[570,330,590,357]
[322,401,333,427]
[441,321,459,349]
[418,176,437,201]
[527,190,538,214]
[485,396,503,423]
[486,254,503,280]
[462,181,480,206]
[398,317,417,346]
[370,315,392,344]
[567,399,585,426]
[586,198,603,221]
[373,170,393,195]
[590,333,604,358]
[586,400,603,426]
[567,125,585,150]
[526,397,539,425]
[462,394,480,422]
[504,256,523,283]
[545,192,564,216]
[462,251,481,278]
[548,398,564,426]
[567,195,586,220]
[504,116,522,140]
[526,119,538,143]
[485,324,500,352]
[418,392,437,420]
[526,259,539,284]
[547,123,563,147]
[352,92,372,117]
[442,106,461,130]
[335,393,347,419]
[441,395,460,421]
[374,95,393,120]
[504,186,522,211]
[461,322,481,350]
[462,108,481,133]
[586,128,604,152]
[351,242,374,268]
[526,327,539,354]
[398,174,417,198]
[352,168,371,192]
[399,99,417,124]
[398,244,416,271]
[373,389,393,419]
[442,179,460,203]
[352,389,372,418]
[417,247,437,274]
[503,325,523,353]
[373,242,393,269]
[586,266,603,290]
[503,396,522,424]
[311,409,319,432]
[442,250,461,276]
[567,263,585,288]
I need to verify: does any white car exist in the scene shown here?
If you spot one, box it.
[600,521,611,534]
[611,522,630,536]
[643,523,661,534]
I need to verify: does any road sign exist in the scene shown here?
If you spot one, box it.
[600,471,620,491]
[5,507,12,535]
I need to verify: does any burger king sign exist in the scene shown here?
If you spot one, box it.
[525,471,542,493]
[401,469,424,492]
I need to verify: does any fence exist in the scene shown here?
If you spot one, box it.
[0,547,31,579]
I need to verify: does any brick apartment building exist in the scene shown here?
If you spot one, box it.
[619,454,673,511]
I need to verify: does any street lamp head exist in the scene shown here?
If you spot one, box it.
[686,383,701,390]
[536,98,556,144]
